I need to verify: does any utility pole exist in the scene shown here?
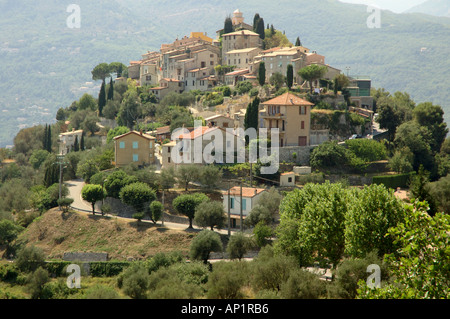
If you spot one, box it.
[227,181,231,237]
[240,181,243,232]
[162,190,165,226]
[56,154,66,211]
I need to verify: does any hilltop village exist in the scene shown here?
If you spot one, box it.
[0,9,448,300]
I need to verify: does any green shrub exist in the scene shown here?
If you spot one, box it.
[45,261,72,277]
[89,261,131,277]
[0,263,20,283]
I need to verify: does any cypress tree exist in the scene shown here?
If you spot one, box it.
[253,13,260,32]
[73,135,79,152]
[251,97,260,130]
[258,62,266,86]
[224,17,233,34]
[46,125,52,153]
[80,133,85,151]
[44,162,59,187]
[270,24,275,36]
[98,79,106,117]
[295,36,302,47]
[286,64,294,90]
[256,18,265,40]
[107,77,114,100]
[43,124,48,151]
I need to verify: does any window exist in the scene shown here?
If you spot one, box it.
[242,199,247,210]
[149,141,153,148]
[300,106,306,115]
[133,141,139,149]
[288,177,292,183]
[133,154,139,162]
[301,121,305,129]
[119,141,125,149]
[230,198,235,209]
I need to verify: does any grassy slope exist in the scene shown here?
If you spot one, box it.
[17,208,196,260]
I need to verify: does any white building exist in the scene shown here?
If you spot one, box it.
[222,186,267,228]
[59,129,83,155]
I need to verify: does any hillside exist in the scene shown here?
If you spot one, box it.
[16,208,196,260]
[1,0,450,146]
[406,0,450,17]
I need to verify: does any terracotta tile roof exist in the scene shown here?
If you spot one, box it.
[225,69,249,76]
[113,130,156,141]
[223,30,259,37]
[223,187,266,198]
[156,125,171,135]
[262,92,314,106]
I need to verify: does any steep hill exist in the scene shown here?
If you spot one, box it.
[405,0,450,17]
[1,0,449,146]
[17,208,195,260]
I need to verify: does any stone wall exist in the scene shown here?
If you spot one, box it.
[278,145,315,165]
[63,252,108,262]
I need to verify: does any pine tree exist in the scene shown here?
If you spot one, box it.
[107,77,114,100]
[258,62,266,86]
[98,79,106,117]
[295,36,302,47]
[286,64,294,90]
[73,135,79,152]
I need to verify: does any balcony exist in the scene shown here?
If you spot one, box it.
[261,112,285,119]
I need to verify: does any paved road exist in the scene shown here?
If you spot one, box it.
[65,179,232,234]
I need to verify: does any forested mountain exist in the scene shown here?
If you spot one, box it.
[405,0,450,17]
[1,0,449,146]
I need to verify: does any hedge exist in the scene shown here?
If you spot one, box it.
[372,172,416,189]
[44,261,130,277]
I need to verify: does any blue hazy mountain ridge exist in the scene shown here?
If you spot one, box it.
[0,0,449,146]
[405,0,450,17]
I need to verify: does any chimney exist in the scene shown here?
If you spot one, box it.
[140,130,143,135]
[254,189,257,195]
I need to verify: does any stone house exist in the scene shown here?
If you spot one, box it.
[58,129,83,155]
[113,131,156,167]
[260,92,314,147]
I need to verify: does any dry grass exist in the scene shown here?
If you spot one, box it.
[18,208,196,261]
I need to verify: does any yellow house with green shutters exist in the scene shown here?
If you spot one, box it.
[113,131,156,167]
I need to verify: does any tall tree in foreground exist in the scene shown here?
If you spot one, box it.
[358,201,450,299]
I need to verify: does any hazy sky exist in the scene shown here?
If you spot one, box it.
[338,0,429,13]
